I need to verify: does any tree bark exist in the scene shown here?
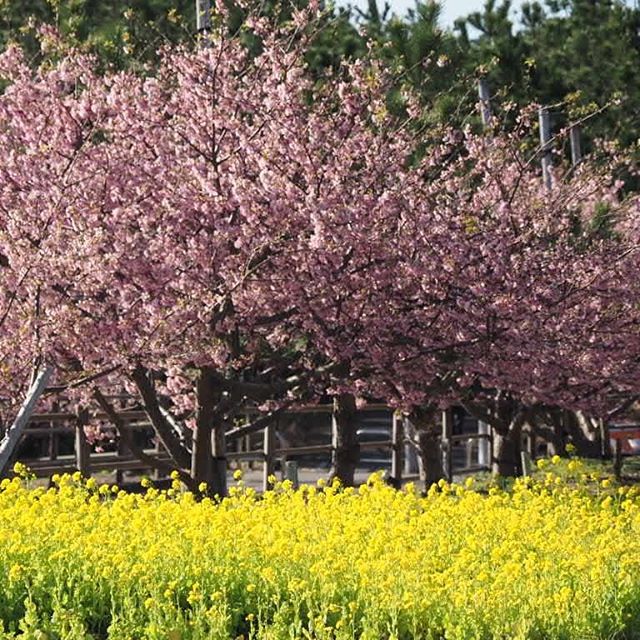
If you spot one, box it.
[492,427,521,476]
[191,367,227,497]
[131,365,191,469]
[409,406,444,490]
[461,394,527,477]
[329,393,360,487]
[93,387,197,492]
[568,411,605,458]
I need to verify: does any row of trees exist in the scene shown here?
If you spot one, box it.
[0,1,639,496]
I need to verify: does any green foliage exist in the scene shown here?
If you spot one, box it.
[0,0,195,67]
[453,0,640,148]
[1,0,639,150]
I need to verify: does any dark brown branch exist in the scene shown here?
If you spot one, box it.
[93,387,197,492]
[45,365,121,394]
[460,397,504,431]
[607,395,640,421]
[225,403,293,440]
[130,365,191,470]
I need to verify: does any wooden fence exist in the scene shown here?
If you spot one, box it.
[6,403,492,490]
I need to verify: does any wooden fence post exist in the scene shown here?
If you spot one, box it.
[263,421,276,492]
[442,408,453,482]
[403,416,418,475]
[75,409,91,477]
[284,460,299,489]
[478,420,490,469]
[48,424,59,464]
[465,438,474,468]
[391,411,404,489]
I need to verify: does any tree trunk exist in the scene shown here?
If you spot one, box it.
[492,426,521,476]
[568,411,605,458]
[191,367,227,497]
[409,406,444,490]
[329,393,360,487]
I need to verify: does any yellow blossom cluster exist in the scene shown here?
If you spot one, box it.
[0,467,639,639]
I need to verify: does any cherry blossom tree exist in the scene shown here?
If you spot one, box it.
[2,7,640,495]
[339,126,640,481]
[0,6,431,493]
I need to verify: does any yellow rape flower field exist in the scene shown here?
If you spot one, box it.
[1,466,640,639]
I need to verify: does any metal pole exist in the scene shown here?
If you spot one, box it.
[478,78,492,127]
[539,107,553,190]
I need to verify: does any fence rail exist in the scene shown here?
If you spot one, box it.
[7,404,493,490]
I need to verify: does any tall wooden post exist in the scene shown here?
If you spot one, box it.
[403,416,418,475]
[539,107,553,190]
[48,423,59,463]
[478,420,490,469]
[284,460,299,489]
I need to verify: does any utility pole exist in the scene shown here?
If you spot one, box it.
[569,125,582,167]
[538,107,552,190]
[196,0,211,36]
[478,78,492,127]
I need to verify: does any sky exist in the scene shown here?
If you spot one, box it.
[348,0,526,27]
[438,0,523,26]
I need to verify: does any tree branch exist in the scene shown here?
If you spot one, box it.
[93,387,196,492]
[225,403,293,440]
[44,365,121,394]
[130,365,192,469]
